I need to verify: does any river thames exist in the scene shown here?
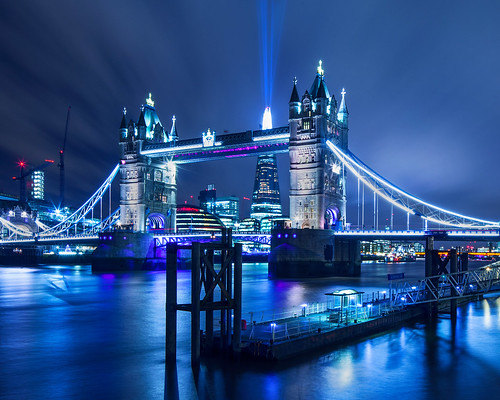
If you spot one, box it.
[1,260,500,399]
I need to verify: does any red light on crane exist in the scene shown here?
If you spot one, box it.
[45,159,55,163]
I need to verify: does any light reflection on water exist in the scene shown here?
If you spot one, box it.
[1,261,500,399]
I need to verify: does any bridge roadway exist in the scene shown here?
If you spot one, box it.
[141,126,290,163]
[1,229,499,247]
[334,229,500,241]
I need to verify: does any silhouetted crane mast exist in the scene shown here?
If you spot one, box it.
[58,106,71,208]
[12,159,54,204]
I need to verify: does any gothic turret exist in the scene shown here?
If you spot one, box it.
[315,79,329,115]
[337,88,348,125]
[127,120,135,141]
[337,88,349,149]
[119,108,128,142]
[289,77,300,119]
[169,115,178,141]
[137,106,146,139]
[309,60,324,99]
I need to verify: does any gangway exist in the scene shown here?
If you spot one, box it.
[389,262,500,307]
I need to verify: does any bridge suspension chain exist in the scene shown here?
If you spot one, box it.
[38,164,120,238]
[82,208,120,236]
[0,217,34,237]
[326,141,499,229]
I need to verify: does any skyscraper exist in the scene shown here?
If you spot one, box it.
[28,170,45,201]
[250,154,282,220]
[198,184,216,214]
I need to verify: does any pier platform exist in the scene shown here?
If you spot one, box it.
[236,301,425,360]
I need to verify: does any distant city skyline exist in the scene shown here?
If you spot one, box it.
[1,2,500,222]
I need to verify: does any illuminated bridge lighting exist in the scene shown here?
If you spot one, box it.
[326,140,500,229]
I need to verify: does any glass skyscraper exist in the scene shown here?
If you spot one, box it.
[250,154,282,220]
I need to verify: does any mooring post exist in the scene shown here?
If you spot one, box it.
[225,244,233,348]
[424,237,438,319]
[460,252,468,272]
[191,242,201,370]
[205,248,214,348]
[424,236,434,278]
[233,243,243,354]
[450,248,457,318]
[166,243,178,365]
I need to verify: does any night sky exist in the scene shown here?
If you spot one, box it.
[1,1,500,223]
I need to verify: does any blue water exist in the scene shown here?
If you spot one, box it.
[1,261,500,399]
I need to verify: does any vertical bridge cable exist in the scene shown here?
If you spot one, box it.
[325,141,500,229]
[38,164,120,237]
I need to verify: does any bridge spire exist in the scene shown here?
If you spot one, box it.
[310,60,330,100]
[337,88,349,123]
[169,115,178,141]
[289,77,300,103]
[119,107,127,141]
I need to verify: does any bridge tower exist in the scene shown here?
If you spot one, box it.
[288,61,348,230]
[118,94,177,232]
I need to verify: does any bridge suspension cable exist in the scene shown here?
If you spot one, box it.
[82,208,121,236]
[326,141,500,229]
[38,164,120,237]
[0,217,34,237]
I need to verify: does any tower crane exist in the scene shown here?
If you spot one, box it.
[12,159,54,204]
[58,106,71,208]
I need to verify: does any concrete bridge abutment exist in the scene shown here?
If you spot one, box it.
[268,228,361,278]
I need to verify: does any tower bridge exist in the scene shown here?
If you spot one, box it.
[2,62,499,275]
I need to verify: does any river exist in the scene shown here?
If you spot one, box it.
[1,260,499,399]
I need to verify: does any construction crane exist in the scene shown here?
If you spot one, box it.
[12,159,54,204]
[58,106,71,208]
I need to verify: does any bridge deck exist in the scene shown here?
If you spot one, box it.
[141,126,289,163]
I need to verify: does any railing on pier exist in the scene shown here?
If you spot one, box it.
[243,262,500,344]
[390,261,500,307]
[244,295,396,343]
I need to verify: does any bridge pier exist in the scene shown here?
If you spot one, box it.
[92,232,164,271]
[268,229,361,278]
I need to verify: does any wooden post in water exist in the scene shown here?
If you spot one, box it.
[449,249,457,318]
[233,243,242,353]
[166,243,178,365]
[425,236,434,319]
[205,248,214,348]
[191,242,201,370]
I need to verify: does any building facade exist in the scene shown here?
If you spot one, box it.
[119,94,177,232]
[250,154,282,220]
[288,61,348,230]
[27,170,45,201]
[198,184,217,214]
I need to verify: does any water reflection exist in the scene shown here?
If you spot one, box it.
[1,261,500,399]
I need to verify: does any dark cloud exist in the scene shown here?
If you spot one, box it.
[1,1,499,222]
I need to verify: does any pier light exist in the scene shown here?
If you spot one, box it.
[270,322,277,342]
